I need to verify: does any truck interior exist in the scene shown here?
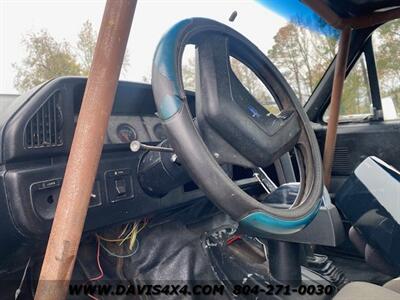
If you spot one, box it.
[0,0,400,299]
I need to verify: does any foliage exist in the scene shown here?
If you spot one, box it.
[182,56,195,91]
[374,19,400,113]
[13,21,130,93]
[180,18,339,112]
[269,19,400,118]
[76,20,97,75]
[13,30,82,92]
[14,16,400,119]
[340,55,372,116]
[268,23,336,104]
[230,58,279,114]
[181,55,279,114]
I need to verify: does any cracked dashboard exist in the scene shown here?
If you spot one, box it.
[0,76,259,260]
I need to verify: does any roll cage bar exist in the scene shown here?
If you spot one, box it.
[34,1,400,299]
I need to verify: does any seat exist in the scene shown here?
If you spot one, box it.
[334,279,400,300]
[348,225,398,275]
[333,157,400,298]
[335,156,400,276]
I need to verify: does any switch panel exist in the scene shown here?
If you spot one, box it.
[30,178,102,220]
[105,168,134,203]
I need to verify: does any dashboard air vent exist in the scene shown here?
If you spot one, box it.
[25,90,63,149]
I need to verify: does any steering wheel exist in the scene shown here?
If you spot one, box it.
[151,18,323,236]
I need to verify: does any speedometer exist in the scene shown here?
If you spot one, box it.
[116,123,137,143]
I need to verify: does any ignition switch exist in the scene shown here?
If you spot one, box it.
[135,140,190,197]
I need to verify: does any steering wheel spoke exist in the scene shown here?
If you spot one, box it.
[195,34,301,168]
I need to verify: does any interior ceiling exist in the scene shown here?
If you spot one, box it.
[321,0,400,18]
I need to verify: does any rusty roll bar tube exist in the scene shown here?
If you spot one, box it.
[348,7,400,29]
[303,0,399,188]
[322,27,352,189]
[302,0,346,29]
[303,0,400,30]
[35,1,137,299]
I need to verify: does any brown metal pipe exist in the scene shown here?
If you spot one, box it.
[34,1,137,299]
[304,0,399,188]
[303,0,400,30]
[347,7,400,29]
[302,0,346,29]
[323,27,352,189]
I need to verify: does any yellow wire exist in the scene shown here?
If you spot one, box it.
[128,220,148,250]
[97,219,148,251]
[97,235,126,243]
[118,223,130,238]
[129,228,138,250]
[97,223,133,243]
[119,223,138,246]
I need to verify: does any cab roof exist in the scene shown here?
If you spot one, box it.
[323,0,400,18]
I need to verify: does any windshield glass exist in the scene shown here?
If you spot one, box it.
[1,0,338,105]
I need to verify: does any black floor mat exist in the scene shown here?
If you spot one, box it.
[91,202,234,300]
[327,255,393,285]
[39,200,394,299]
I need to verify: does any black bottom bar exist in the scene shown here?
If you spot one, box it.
[267,240,302,285]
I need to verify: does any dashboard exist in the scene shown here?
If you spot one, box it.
[0,76,259,262]
[106,115,167,144]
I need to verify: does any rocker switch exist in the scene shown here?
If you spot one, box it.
[105,168,134,203]
[115,179,127,196]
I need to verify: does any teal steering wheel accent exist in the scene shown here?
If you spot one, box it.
[240,200,321,235]
[159,95,183,120]
[153,19,191,120]
[153,19,191,90]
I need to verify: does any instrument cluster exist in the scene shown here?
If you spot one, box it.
[106,115,167,144]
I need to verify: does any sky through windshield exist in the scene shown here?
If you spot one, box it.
[1,0,338,104]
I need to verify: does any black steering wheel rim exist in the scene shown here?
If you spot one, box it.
[151,18,323,236]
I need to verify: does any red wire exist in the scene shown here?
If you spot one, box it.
[226,235,241,245]
[89,237,104,281]
[88,293,99,300]
[86,237,103,300]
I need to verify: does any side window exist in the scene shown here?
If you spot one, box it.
[372,19,400,120]
[323,53,373,122]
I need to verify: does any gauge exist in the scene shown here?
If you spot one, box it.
[116,123,137,143]
[153,123,168,140]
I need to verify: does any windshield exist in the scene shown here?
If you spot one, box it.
[1,0,338,105]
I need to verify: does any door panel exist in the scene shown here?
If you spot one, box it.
[314,121,400,194]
